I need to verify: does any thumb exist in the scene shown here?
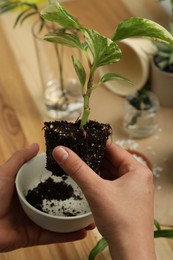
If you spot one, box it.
[52,146,102,193]
[1,143,39,177]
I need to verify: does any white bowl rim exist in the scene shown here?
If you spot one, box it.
[15,153,92,220]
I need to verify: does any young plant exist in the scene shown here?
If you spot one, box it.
[40,2,173,127]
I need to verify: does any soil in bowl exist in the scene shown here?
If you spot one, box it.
[25,175,90,217]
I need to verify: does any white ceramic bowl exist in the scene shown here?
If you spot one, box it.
[15,153,93,233]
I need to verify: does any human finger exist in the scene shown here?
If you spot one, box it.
[102,142,145,177]
[0,143,39,178]
[85,222,96,230]
[52,146,102,194]
[35,229,88,246]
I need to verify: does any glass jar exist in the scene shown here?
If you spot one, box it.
[123,91,160,138]
[32,20,83,120]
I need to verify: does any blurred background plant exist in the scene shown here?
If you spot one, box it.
[88,213,173,259]
[0,0,84,120]
[153,0,173,72]
[150,0,173,107]
[0,0,45,27]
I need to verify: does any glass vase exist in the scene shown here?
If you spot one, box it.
[123,91,160,138]
[32,21,83,120]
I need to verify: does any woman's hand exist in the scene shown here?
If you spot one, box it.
[53,142,156,260]
[0,144,94,252]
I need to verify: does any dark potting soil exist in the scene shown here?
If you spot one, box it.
[43,120,112,176]
[25,177,84,216]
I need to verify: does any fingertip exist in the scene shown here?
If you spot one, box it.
[53,146,102,193]
[53,146,69,164]
[26,143,39,158]
[0,143,40,177]
[27,142,39,152]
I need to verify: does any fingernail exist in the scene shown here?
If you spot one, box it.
[27,143,37,149]
[54,147,69,163]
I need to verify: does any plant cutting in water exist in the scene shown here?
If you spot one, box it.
[125,88,153,127]
[0,0,79,113]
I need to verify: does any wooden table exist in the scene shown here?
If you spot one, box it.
[0,0,173,259]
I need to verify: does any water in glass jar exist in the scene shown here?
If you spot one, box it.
[44,78,83,120]
[124,108,158,138]
[123,92,159,138]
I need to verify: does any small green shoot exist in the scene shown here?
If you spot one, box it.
[88,238,108,260]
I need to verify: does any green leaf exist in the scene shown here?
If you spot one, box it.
[154,229,173,238]
[0,2,19,14]
[0,1,38,14]
[0,1,39,26]
[40,2,82,30]
[112,17,173,45]
[169,21,173,35]
[72,56,86,87]
[100,72,132,84]
[88,238,108,260]
[154,42,173,52]
[44,32,83,49]
[84,29,122,71]
[14,10,38,27]
[169,52,173,64]
[20,10,38,25]
[157,59,169,69]
[14,8,31,27]
[157,51,171,58]
[154,218,161,231]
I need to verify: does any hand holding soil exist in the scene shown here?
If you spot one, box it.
[53,142,156,260]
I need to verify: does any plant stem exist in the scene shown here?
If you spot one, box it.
[51,23,67,99]
[80,71,94,127]
[80,94,90,127]
[54,44,65,94]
